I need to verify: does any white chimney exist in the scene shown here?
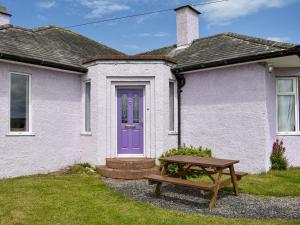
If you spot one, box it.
[0,6,11,26]
[175,5,200,47]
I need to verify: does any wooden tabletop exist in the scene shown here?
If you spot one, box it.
[159,155,239,168]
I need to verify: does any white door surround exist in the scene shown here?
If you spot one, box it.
[106,77,156,159]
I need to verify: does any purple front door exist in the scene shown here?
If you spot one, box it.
[117,88,144,155]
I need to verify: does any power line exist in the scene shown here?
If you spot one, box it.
[64,0,228,29]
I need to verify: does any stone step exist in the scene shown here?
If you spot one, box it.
[106,158,156,170]
[96,165,160,180]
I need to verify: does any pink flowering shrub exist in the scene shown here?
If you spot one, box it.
[271,139,288,170]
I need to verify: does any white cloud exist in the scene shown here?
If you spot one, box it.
[37,1,56,9]
[78,0,130,18]
[138,32,169,38]
[199,0,297,25]
[135,13,159,24]
[267,37,290,42]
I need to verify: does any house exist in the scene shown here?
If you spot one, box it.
[0,5,299,179]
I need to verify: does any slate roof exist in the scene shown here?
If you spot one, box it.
[0,25,124,72]
[142,32,300,72]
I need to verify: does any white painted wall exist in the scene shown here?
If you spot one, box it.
[176,7,199,47]
[0,60,178,178]
[0,13,10,26]
[2,59,298,178]
[181,64,271,173]
[0,62,82,178]
[82,61,178,165]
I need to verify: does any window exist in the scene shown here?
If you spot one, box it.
[276,77,299,134]
[169,81,175,131]
[10,73,31,133]
[84,81,91,132]
[121,94,128,124]
[133,95,139,123]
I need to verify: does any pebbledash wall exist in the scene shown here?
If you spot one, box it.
[1,60,299,178]
[0,61,82,178]
[80,60,178,166]
[181,63,300,173]
[0,60,178,178]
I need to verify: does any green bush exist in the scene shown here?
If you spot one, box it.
[271,139,288,170]
[160,145,211,176]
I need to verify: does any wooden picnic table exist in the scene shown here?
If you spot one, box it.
[145,155,247,209]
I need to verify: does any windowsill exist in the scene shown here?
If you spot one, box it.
[168,131,178,135]
[6,132,36,136]
[277,133,300,136]
[80,132,92,136]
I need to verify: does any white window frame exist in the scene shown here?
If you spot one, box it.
[82,79,92,135]
[169,80,178,134]
[276,77,299,135]
[8,72,33,136]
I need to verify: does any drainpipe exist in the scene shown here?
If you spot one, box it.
[174,70,186,148]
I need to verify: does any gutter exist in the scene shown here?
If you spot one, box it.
[174,70,186,148]
[172,46,300,73]
[81,55,176,64]
[0,52,88,73]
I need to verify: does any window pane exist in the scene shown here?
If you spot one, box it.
[169,82,175,131]
[10,74,30,132]
[122,94,128,123]
[277,79,294,93]
[278,95,295,132]
[85,82,91,132]
[133,95,139,123]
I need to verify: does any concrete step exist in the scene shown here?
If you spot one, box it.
[106,158,156,170]
[96,165,160,180]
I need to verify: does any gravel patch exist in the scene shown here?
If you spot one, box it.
[103,178,300,220]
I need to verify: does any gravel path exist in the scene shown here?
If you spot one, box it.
[103,178,300,220]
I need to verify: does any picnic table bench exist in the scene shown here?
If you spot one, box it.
[144,155,247,209]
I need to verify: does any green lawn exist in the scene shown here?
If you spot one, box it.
[0,169,299,225]
[190,168,300,197]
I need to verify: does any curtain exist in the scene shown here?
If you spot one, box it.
[278,95,295,132]
[169,82,175,131]
[85,82,91,132]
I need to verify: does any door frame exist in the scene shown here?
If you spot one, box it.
[106,78,155,159]
[116,86,146,157]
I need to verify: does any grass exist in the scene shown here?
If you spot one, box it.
[190,168,300,197]
[0,167,299,225]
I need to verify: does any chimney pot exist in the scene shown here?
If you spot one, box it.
[0,6,11,26]
[175,5,200,47]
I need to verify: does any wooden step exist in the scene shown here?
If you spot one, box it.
[97,166,160,180]
[145,174,215,191]
[106,158,156,170]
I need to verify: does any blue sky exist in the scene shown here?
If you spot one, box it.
[1,0,299,54]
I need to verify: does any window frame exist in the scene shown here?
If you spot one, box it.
[276,77,299,135]
[82,79,92,134]
[169,80,177,133]
[8,72,32,135]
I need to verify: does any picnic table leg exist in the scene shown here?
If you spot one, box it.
[209,169,222,210]
[161,162,169,175]
[229,165,239,195]
[155,182,162,197]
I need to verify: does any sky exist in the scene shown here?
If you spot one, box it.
[0,0,299,54]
